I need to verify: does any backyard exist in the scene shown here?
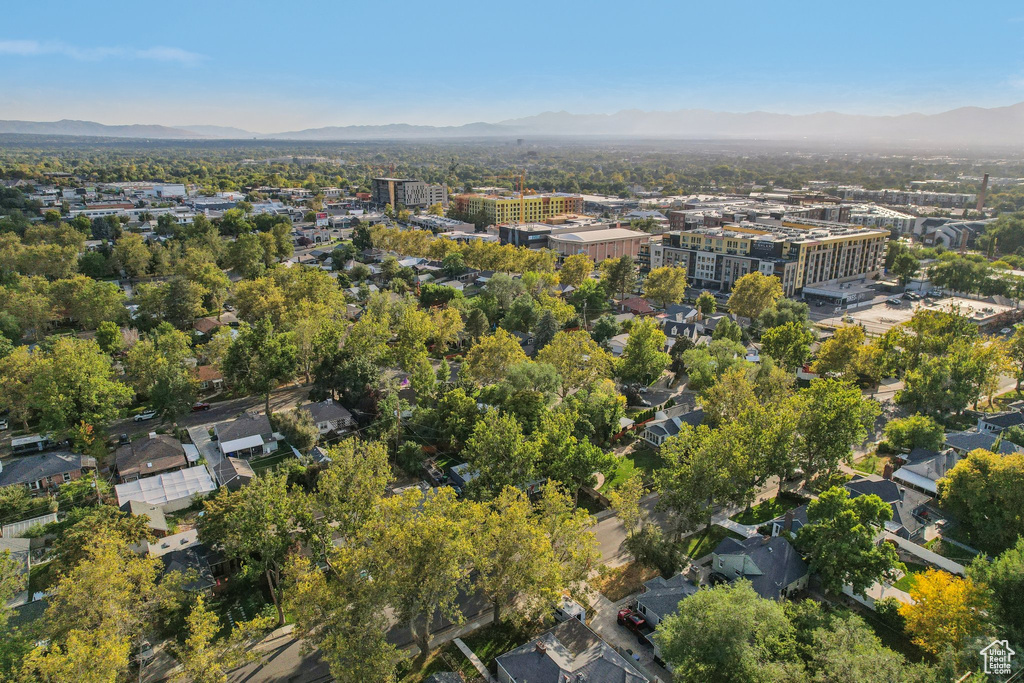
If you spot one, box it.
[729,493,806,526]
[250,448,298,474]
[891,561,929,592]
[399,620,539,683]
[923,537,978,563]
[681,526,744,560]
[600,446,664,493]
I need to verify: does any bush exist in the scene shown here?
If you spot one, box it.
[874,597,906,633]
[397,441,425,476]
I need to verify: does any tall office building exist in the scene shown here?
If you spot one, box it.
[371,178,447,209]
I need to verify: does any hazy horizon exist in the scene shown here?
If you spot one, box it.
[3,0,1024,131]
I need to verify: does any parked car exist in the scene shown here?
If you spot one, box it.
[617,609,652,636]
[134,411,157,422]
[119,433,129,445]
[1001,328,1013,336]
[0,418,7,431]
[886,298,903,306]
[191,402,211,412]
[223,304,235,312]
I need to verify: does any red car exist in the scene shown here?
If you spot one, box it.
[191,402,211,412]
[617,609,650,635]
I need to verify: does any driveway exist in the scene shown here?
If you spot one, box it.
[587,588,673,683]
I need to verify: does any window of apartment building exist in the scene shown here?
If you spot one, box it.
[63,472,72,483]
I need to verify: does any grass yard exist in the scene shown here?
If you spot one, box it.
[593,560,661,602]
[601,447,664,492]
[250,449,298,474]
[891,562,929,592]
[681,526,744,560]
[729,493,806,526]
[924,537,977,563]
[852,452,891,476]
[400,620,538,682]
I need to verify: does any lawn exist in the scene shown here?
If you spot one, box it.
[593,560,661,602]
[729,493,806,526]
[681,526,744,560]
[924,537,977,563]
[250,449,298,474]
[601,447,664,492]
[891,562,929,592]
[852,452,891,476]
[400,620,538,682]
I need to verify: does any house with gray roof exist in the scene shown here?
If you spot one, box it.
[495,617,648,683]
[641,406,704,447]
[300,398,354,435]
[891,448,961,496]
[115,433,189,483]
[977,411,1024,434]
[944,430,1022,456]
[636,574,698,627]
[711,535,808,601]
[0,452,94,495]
[214,413,281,459]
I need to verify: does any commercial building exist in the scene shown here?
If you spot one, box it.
[371,178,447,209]
[451,192,584,225]
[547,227,649,263]
[649,218,888,296]
[847,204,916,233]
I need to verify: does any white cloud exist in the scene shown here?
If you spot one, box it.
[0,39,204,65]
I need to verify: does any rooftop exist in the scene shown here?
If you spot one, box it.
[115,467,216,507]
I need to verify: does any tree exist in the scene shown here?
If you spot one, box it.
[1009,326,1024,391]
[222,318,296,414]
[899,570,991,658]
[758,298,809,330]
[796,607,920,683]
[441,251,466,277]
[616,317,670,386]
[600,255,637,300]
[711,316,743,343]
[937,449,1024,554]
[124,324,197,420]
[198,472,307,626]
[225,233,267,279]
[537,330,613,396]
[968,537,1024,643]
[94,321,123,356]
[285,554,402,683]
[28,337,133,434]
[465,307,489,342]
[162,277,208,330]
[271,407,319,452]
[890,250,920,285]
[643,266,688,309]
[761,321,814,370]
[533,309,560,350]
[796,379,880,478]
[462,328,528,385]
[0,549,24,631]
[112,233,151,278]
[463,409,538,496]
[727,272,783,320]
[427,202,445,217]
[796,486,904,596]
[883,414,944,452]
[312,439,392,543]
[590,314,619,348]
[501,294,539,333]
[812,325,866,377]
[695,290,717,316]
[559,253,594,289]
[533,408,613,497]
[171,596,273,683]
[359,486,476,662]
[680,339,746,391]
[655,581,796,683]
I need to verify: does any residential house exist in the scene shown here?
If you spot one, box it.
[891,448,961,496]
[641,406,704,447]
[977,412,1024,434]
[944,430,1022,456]
[192,315,236,336]
[114,433,189,483]
[711,535,808,600]
[770,474,930,541]
[145,529,234,592]
[121,500,170,536]
[214,413,281,459]
[0,452,94,495]
[620,296,655,316]
[212,457,255,490]
[608,333,630,357]
[195,365,225,392]
[300,398,355,435]
[495,617,649,683]
[114,466,217,513]
[634,573,699,661]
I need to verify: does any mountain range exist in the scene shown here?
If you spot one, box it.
[1,102,1022,145]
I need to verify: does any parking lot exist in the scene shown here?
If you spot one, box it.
[817,295,1020,336]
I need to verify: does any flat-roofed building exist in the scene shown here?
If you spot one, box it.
[452,192,584,225]
[547,228,649,263]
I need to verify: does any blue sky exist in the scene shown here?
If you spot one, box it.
[1,0,1023,131]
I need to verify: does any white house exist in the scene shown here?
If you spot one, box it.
[300,399,355,435]
[213,413,282,459]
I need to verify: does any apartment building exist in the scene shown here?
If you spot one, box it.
[649,218,888,296]
[451,192,584,225]
[847,204,916,233]
[371,178,447,209]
